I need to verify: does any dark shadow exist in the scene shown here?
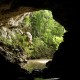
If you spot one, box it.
[0,48,34,80]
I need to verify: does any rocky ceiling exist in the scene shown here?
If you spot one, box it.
[0,0,79,31]
[0,0,39,26]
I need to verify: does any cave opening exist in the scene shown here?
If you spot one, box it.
[20,9,66,72]
[0,9,66,77]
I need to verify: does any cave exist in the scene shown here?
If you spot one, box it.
[0,0,79,80]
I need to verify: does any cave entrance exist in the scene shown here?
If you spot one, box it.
[21,9,66,72]
[0,9,66,75]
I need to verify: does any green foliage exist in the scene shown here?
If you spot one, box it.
[52,36,63,50]
[23,15,31,32]
[27,10,65,58]
[11,33,34,58]
[0,10,65,59]
[30,10,53,37]
[31,38,53,59]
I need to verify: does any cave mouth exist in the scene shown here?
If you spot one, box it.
[20,9,66,72]
[0,9,66,73]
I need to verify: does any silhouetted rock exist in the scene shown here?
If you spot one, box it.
[0,53,34,80]
[31,69,43,78]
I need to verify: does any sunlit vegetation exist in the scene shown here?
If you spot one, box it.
[0,10,66,59]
